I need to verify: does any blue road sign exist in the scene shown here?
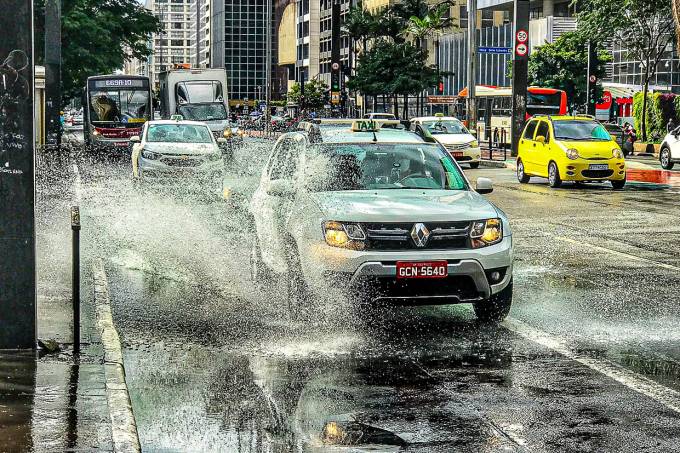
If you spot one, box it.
[478,46,512,54]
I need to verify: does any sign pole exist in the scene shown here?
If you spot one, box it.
[45,0,62,147]
[330,0,341,110]
[511,0,530,157]
[466,0,477,132]
[0,0,36,349]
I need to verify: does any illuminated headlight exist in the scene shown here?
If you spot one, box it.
[323,221,365,250]
[92,130,101,136]
[470,218,502,248]
[223,129,233,138]
[237,129,245,137]
[469,140,479,148]
[612,148,624,159]
[565,148,579,160]
[141,150,162,160]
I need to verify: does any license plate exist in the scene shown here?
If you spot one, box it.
[452,152,463,158]
[589,164,609,170]
[114,142,128,147]
[396,261,448,279]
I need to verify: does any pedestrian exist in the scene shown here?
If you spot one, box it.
[622,125,637,157]
[667,117,677,133]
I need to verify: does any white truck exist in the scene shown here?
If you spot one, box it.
[158,68,230,134]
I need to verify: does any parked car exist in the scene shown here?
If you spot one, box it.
[660,126,680,170]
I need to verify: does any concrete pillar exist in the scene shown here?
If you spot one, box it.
[543,0,554,17]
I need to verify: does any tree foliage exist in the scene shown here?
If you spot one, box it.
[286,79,329,109]
[576,0,673,140]
[527,32,611,113]
[35,0,161,105]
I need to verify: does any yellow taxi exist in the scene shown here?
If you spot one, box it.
[516,115,626,189]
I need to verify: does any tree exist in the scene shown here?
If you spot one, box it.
[286,79,329,110]
[35,0,161,105]
[527,32,611,113]
[577,0,674,141]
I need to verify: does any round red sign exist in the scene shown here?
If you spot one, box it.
[516,43,528,56]
[516,30,528,43]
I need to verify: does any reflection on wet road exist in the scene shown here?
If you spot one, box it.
[67,143,680,452]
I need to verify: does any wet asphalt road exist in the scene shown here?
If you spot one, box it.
[42,139,680,452]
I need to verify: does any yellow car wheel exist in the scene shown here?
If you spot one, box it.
[517,159,530,184]
[548,162,562,188]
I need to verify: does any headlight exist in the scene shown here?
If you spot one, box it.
[92,130,101,136]
[565,148,579,160]
[469,140,479,148]
[223,129,233,138]
[141,150,162,160]
[612,148,624,159]
[323,221,365,250]
[470,218,502,248]
[237,129,245,137]
[207,152,222,161]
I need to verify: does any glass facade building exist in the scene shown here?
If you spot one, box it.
[212,0,271,103]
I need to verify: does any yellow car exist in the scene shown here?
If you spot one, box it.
[516,115,626,189]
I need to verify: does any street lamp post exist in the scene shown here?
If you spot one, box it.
[265,0,273,132]
[467,0,477,132]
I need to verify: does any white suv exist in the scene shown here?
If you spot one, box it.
[249,122,513,321]
[411,116,481,168]
[660,126,680,170]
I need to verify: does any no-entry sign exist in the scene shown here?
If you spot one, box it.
[516,43,528,57]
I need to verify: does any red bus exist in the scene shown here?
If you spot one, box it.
[83,75,153,150]
[457,85,568,141]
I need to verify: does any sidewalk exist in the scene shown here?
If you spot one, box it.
[0,154,115,452]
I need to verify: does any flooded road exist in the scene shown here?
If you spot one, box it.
[54,141,680,451]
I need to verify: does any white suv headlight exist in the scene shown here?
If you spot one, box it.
[470,218,502,248]
[141,149,162,160]
[612,148,624,159]
[469,140,479,148]
[323,221,366,250]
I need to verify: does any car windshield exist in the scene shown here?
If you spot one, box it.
[177,103,228,121]
[146,124,213,143]
[422,120,469,135]
[553,120,612,141]
[304,143,468,192]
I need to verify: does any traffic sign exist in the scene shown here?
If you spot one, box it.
[516,29,528,43]
[478,46,512,54]
[332,62,340,71]
[331,91,340,105]
[589,75,597,83]
[515,43,528,57]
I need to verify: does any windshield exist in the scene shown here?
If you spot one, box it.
[526,92,562,115]
[304,143,468,191]
[177,81,224,104]
[422,120,469,135]
[89,89,150,124]
[146,124,214,143]
[553,120,612,141]
[178,103,228,121]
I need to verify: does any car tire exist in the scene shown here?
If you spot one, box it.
[285,242,312,321]
[469,162,480,169]
[611,177,626,190]
[660,147,675,170]
[517,159,530,183]
[250,238,274,292]
[474,280,513,322]
[548,162,562,188]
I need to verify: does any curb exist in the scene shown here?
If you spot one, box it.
[93,258,141,453]
[480,159,511,169]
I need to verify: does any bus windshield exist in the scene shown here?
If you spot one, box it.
[526,92,563,115]
[89,89,151,124]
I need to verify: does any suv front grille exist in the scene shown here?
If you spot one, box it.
[363,222,471,250]
[445,143,470,152]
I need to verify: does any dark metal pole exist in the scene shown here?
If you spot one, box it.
[511,0,530,157]
[71,207,81,354]
[330,0,341,111]
[0,0,36,349]
[45,0,62,146]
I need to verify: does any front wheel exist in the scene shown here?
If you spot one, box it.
[285,244,312,321]
[611,177,626,190]
[517,159,530,183]
[250,238,274,292]
[660,147,675,170]
[469,162,480,169]
[548,162,562,188]
[473,280,513,322]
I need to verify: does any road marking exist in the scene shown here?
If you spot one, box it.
[554,235,680,272]
[505,317,680,414]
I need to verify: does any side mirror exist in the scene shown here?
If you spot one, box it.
[535,135,546,144]
[217,137,227,144]
[129,136,141,144]
[267,179,295,198]
[475,177,493,194]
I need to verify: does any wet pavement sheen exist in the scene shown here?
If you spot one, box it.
[41,143,680,452]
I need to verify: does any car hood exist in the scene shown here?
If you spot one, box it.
[309,189,498,223]
[433,134,476,145]
[143,142,217,155]
[558,140,618,158]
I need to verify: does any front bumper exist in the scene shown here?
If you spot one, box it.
[561,160,626,181]
[300,235,513,303]
[447,147,481,163]
[138,156,224,178]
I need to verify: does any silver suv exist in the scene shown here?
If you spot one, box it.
[249,121,513,321]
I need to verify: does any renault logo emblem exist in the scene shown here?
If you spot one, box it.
[410,223,430,247]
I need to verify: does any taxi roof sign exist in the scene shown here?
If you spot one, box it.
[435,112,445,117]
[170,114,184,121]
[351,119,379,132]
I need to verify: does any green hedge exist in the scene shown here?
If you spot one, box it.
[633,92,677,142]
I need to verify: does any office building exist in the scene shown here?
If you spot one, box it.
[189,0,211,68]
